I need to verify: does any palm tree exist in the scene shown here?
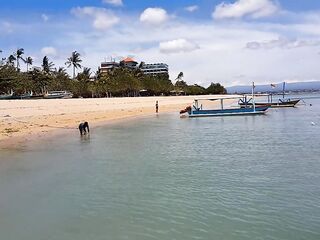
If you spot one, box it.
[52,67,70,91]
[25,57,33,72]
[7,55,16,66]
[176,72,184,81]
[15,48,25,71]
[82,67,91,78]
[42,56,54,74]
[57,67,67,75]
[76,67,91,97]
[138,61,145,69]
[65,51,82,79]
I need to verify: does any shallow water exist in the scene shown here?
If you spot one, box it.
[1,96,320,240]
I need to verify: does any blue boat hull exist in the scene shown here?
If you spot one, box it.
[189,106,269,117]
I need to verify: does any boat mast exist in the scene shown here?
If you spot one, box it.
[282,82,286,99]
[252,82,256,112]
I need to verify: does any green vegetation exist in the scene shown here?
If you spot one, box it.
[0,49,227,97]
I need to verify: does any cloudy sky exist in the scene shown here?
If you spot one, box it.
[1,0,320,87]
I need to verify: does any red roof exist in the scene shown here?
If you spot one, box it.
[122,57,137,63]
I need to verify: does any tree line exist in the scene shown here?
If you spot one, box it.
[0,48,227,98]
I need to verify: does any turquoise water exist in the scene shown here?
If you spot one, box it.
[1,97,320,240]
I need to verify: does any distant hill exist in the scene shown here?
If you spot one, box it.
[226,81,320,94]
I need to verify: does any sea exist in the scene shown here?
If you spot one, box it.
[0,94,320,240]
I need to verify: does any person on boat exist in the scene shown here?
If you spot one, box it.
[79,122,90,135]
[156,101,159,113]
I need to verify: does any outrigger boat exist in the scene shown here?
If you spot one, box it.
[0,90,14,100]
[44,91,73,99]
[180,97,269,117]
[239,95,300,108]
[180,82,269,117]
[239,82,300,108]
[11,91,33,100]
[0,91,37,100]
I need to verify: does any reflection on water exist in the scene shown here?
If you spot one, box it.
[0,96,320,240]
[80,134,91,143]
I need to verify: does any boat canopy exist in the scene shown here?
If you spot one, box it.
[193,96,243,101]
[242,93,269,97]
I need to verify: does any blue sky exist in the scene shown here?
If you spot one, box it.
[1,0,320,21]
[2,0,320,11]
[1,0,320,86]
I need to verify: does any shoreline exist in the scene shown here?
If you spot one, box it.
[0,95,237,149]
[0,111,172,151]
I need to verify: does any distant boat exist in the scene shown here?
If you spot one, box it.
[180,97,269,117]
[0,91,40,100]
[239,82,301,108]
[11,92,33,100]
[44,91,73,99]
[30,93,45,99]
[0,90,14,100]
[239,98,300,108]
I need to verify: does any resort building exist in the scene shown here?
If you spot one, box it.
[99,57,137,74]
[140,63,169,75]
[120,57,138,69]
[99,57,169,76]
[99,61,120,74]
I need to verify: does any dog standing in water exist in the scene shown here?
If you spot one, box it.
[79,122,90,135]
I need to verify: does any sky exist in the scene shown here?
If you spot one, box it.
[1,0,320,87]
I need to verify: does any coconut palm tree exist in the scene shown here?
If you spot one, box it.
[15,48,25,71]
[57,67,68,75]
[82,67,91,78]
[7,55,16,66]
[65,51,82,79]
[138,61,145,69]
[51,67,70,91]
[42,56,54,74]
[75,67,92,97]
[176,72,184,81]
[25,57,33,72]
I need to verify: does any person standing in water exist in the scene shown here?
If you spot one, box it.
[155,101,159,113]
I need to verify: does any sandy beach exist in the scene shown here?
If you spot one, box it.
[0,95,238,148]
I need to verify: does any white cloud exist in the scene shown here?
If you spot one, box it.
[48,17,320,86]
[140,8,169,25]
[213,0,279,19]
[160,38,200,54]
[6,5,320,87]
[41,14,49,22]
[246,37,320,50]
[102,0,123,7]
[41,46,57,56]
[71,7,119,30]
[185,5,199,13]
